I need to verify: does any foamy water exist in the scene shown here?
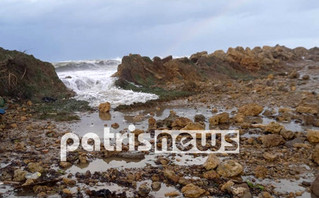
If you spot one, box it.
[53,60,158,107]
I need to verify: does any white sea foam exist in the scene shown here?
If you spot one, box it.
[54,60,158,107]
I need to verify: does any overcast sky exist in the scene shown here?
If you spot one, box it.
[0,0,318,62]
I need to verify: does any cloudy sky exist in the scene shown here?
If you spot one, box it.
[0,0,318,61]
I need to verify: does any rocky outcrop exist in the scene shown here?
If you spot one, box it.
[114,45,314,91]
[0,47,73,100]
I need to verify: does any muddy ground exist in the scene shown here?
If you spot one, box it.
[1,60,319,197]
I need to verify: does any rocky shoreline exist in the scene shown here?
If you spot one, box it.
[1,45,319,197]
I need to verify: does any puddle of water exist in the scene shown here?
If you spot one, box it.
[137,180,181,198]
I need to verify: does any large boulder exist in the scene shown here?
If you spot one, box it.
[209,112,230,125]
[0,47,73,100]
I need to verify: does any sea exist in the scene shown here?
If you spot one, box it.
[53,59,158,107]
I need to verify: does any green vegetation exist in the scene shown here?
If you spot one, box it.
[33,99,92,121]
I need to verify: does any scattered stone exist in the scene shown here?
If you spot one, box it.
[98,102,111,113]
[151,182,161,191]
[231,183,252,198]
[263,152,278,161]
[164,169,180,183]
[62,177,76,186]
[217,160,243,177]
[302,75,310,80]
[181,183,206,198]
[296,104,318,115]
[62,188,72,197]
[313,144,319,165]
[79,154,87,164]
[172,117,192,129]
[203,170,219,179]
[307,129,319,143]
[165,191,180,197]
[203,154,220,170]
[280,129,295,140]
[148,117,156,129]
[13,169,27,182]
[209,112,229,125]
[264,122,284,134]
[238,104,263,116]
[288,70,300,79]
[111,123,119,129]
[59,162,72,169]
[261,134,285,147]
[194,114,205,122]
[311,174,319,198]
[28,162,44,173]
[254,165,268,179]
[258,191,274,198]
[182,122,205,130]
[138,183,151,197]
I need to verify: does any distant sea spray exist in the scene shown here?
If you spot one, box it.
[53,59,158,107]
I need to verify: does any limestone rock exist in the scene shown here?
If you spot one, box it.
[98,102,111,113]
[203,154,220,170]
[217,160,243,177]
[181,183,206,198]
[307,130,319,143]
[261,134,285,147]
[238,104,263,116]
[209,112,229,125]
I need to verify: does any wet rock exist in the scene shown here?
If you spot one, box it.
[164,169,180,183]
[148,117,156,130]
[99,112,111,120]
[165,191,180,197]
[62,188,72,197]
[263,152,278,161]
[217,160,243,177]
[280,129,295,140]
[231,183,252,198]
[22,178,34,186]
[13,169,27,182]
[264,122,284,134]
[238,104,263,116]
[254,165,268,179]
[209,112,229,125]
[296,104,318,115]
[151,182,161,191]
[221,180,234,192]
[133,114,144,122]
[98,102,111,113]
[138,183,150,197]
[59,162,72,169]
[203,170,219,179]
[307,129,319,143]
[181,122,205,130]
[203,154,220,170]
[181,183,206,198]
[62,177,76,186]
[258,191,274,198]
[313,144,319,165]
[27,162,44,173]
[261,134,285,147]
[288,70,300,79]
[194,114,205,122]
[311,175,319,197]
[111,123,119,129]
[79,154,87,164]
[132,129,144,136]
[302,75,310,80]
[172,117,192,129]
